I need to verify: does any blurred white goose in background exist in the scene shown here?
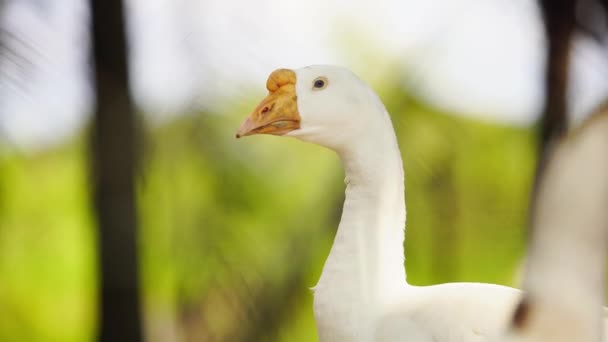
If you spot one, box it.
[236,65,608,341]
[500,107,608,342]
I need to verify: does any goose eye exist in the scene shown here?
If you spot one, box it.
[312,77,328,90]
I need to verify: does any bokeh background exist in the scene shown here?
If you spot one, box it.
[1,0,607,341]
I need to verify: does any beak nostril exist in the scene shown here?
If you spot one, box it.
[260,103,275,115]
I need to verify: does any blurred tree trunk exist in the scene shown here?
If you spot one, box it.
[533,0,576,199]
[538,0,575,151]
[88,1,143,341]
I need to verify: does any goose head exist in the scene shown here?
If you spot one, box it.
[236,65,388,152]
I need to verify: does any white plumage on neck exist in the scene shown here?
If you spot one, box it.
[312,106,407,340]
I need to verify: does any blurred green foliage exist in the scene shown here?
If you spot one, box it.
[0,143,96,341]
[0,82,535,341]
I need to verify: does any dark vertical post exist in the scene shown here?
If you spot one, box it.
[536,0,576,171]
[529,0,575,238]
[88,0,143,341]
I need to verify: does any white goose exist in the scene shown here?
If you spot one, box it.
[500,108,608,342]
[235,65,595,341]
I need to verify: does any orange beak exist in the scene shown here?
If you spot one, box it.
[236,69,301,138]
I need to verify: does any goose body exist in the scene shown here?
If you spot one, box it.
[236,65,604,341]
